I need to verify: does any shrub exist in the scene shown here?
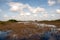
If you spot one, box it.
[8,19,18,22]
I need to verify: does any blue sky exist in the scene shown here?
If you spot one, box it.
[0,0,60,21]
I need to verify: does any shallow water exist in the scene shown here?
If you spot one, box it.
[0,30,12,40]
[0,30,60,40]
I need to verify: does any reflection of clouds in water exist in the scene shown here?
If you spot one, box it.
[32,22,56,28]
[55,28,60,31]
[0,30,12,40]
[40,24,56,28]
[12,34,18,40]
[17,22,57,28]
[0,30,12,37]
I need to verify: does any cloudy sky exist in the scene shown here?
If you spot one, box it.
[0,0,60,21]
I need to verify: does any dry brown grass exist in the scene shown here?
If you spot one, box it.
[0,21,60,37]
[0,22,50,36]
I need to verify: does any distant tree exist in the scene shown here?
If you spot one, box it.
[35,20,38,22]
[55,19,60,21]
[8,19,18,22]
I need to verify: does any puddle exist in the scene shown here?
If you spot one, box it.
[0,30,12,39]
[31,22,57,28]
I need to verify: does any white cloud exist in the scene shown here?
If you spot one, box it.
[3,14,19,21]
[19,13,24,16]
[32,7,46,13]
[43,13,48,17]
[48,0,56,6]
[20,12,31,16]
[8,2,46,15]
[3,14,10,21]
[3,14,9,18]
[9,2,21,12]
[51,14,55,17]
[6,2,50,21]
[25,13,31,15]
[9,2,29,12]
[33,14,37,16]
[56,9,60,14]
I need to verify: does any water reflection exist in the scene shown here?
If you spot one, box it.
[0,30,12,40]
[0,30,60,40]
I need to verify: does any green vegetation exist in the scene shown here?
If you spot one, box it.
[7,19,18,22]
[0,19,18,25]
[53,19,60,21]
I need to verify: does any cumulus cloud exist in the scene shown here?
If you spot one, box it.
[6,2,52,21]
[48,0,60,6]
[32,7,46,13]
[48,0,56,6]
[3,14,9,18]
[43,13,48,17]
[8,2,46,15]
[20,12,31,16]
[33,14,38,16]
[9,2,21,12]
[51,14,55,17]
[56,9,60,14]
